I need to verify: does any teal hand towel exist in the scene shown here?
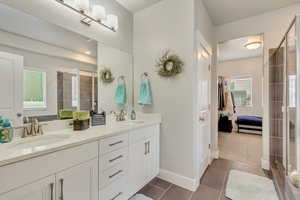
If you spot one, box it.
[114,83,127,104]
[138,79,153,105]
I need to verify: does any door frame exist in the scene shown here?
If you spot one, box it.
[194,30,212,183]
[0,51,23,126]
[214,33,267,169]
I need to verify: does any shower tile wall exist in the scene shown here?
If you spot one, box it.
[269,48,284,166]
[57,72,97,112]
[80,75,98,111]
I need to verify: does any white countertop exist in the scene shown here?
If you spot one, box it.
[0,117,161,167]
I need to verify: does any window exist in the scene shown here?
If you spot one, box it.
[23,69,46,109]
[230,77,252,106]
[288,75,296,108]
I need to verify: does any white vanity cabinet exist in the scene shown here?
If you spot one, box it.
[0,123,160,200]
[1,159,98,200]
[55,159,98,200]
[0,176,55,200]
[128,125,160,197]
[0,142,99,200]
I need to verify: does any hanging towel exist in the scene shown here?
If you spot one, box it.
[138,79,153,105]
[114,82,127,104]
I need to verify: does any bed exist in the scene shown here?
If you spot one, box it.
[236,116,262,135]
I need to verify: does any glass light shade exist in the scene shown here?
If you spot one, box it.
[92,5,106,21]
[107,14,119,30]
[75,0,90,12]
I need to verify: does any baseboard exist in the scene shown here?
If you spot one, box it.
[261,158,270,170]
[158,169,199,191]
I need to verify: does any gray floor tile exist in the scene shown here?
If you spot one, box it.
[150,178,172,190]
[191,185,220,200]
[139,184,165,200]
[161,185,192,200]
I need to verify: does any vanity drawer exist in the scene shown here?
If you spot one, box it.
[99,176,128,200]
[130,125,156,144]
[100,147,128,172]
[100,133,128,155]
[99,163,127,188]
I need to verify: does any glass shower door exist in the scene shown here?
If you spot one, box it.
[286,23,297,174]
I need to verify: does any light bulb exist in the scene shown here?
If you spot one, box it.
[107,14,119,31]
[75,0,90,12]
[92,5,106,22]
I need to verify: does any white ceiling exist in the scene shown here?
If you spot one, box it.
[202,0,300,25]
[218,35,263,62]
[115,0,162,12]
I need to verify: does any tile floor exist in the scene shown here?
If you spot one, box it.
[139,158,271,200]
[218,131,262,166]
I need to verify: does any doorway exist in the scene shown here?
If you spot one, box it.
[216,34,264,167]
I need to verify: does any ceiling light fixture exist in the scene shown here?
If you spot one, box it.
[244,41,262,50]
[55,0,118,32]
[85,51,91,55]
[244,36,262,50]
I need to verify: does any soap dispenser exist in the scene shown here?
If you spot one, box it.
[0,119,13,143]
[130,109,136,120]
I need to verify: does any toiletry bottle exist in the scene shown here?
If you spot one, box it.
[0,119,13,143]
[0,116,3,127]
[130,109,136,120]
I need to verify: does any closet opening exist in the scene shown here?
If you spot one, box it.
[216,34,265,167]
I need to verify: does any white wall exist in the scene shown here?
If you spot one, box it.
[98,44,133,112]
[218,57,263,122]
[134,0,213,191]
[194,0,214,45]
[1,0,133,54]
[212,3,300,169]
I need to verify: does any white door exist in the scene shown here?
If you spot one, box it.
[56,159,98,200]
[0,176,55,200]
[128,141,147,196]
[196,34,212,179]
[0,51,23,126]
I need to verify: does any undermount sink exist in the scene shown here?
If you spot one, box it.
[9,134,71,150]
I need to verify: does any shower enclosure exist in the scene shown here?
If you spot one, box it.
[269,16,300,198]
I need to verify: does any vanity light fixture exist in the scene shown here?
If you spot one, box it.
[55,0,118,32]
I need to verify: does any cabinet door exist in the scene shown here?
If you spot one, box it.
[145,135,158,183]
[56,159,98,200]
[0,176,55,200]
[128,141,147,196]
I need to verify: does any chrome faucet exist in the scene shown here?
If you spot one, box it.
[110,110,127,121]
[23,118,44,138]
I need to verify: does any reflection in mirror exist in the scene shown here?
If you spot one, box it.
[57,70,98,113]
[0,3,98,123]
[0,2,134,126]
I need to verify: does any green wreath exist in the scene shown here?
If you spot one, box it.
[100,68,115,83]
[156,50,184,77]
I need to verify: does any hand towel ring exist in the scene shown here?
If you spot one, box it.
[117,75,125,83]
[141,72,149,81]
